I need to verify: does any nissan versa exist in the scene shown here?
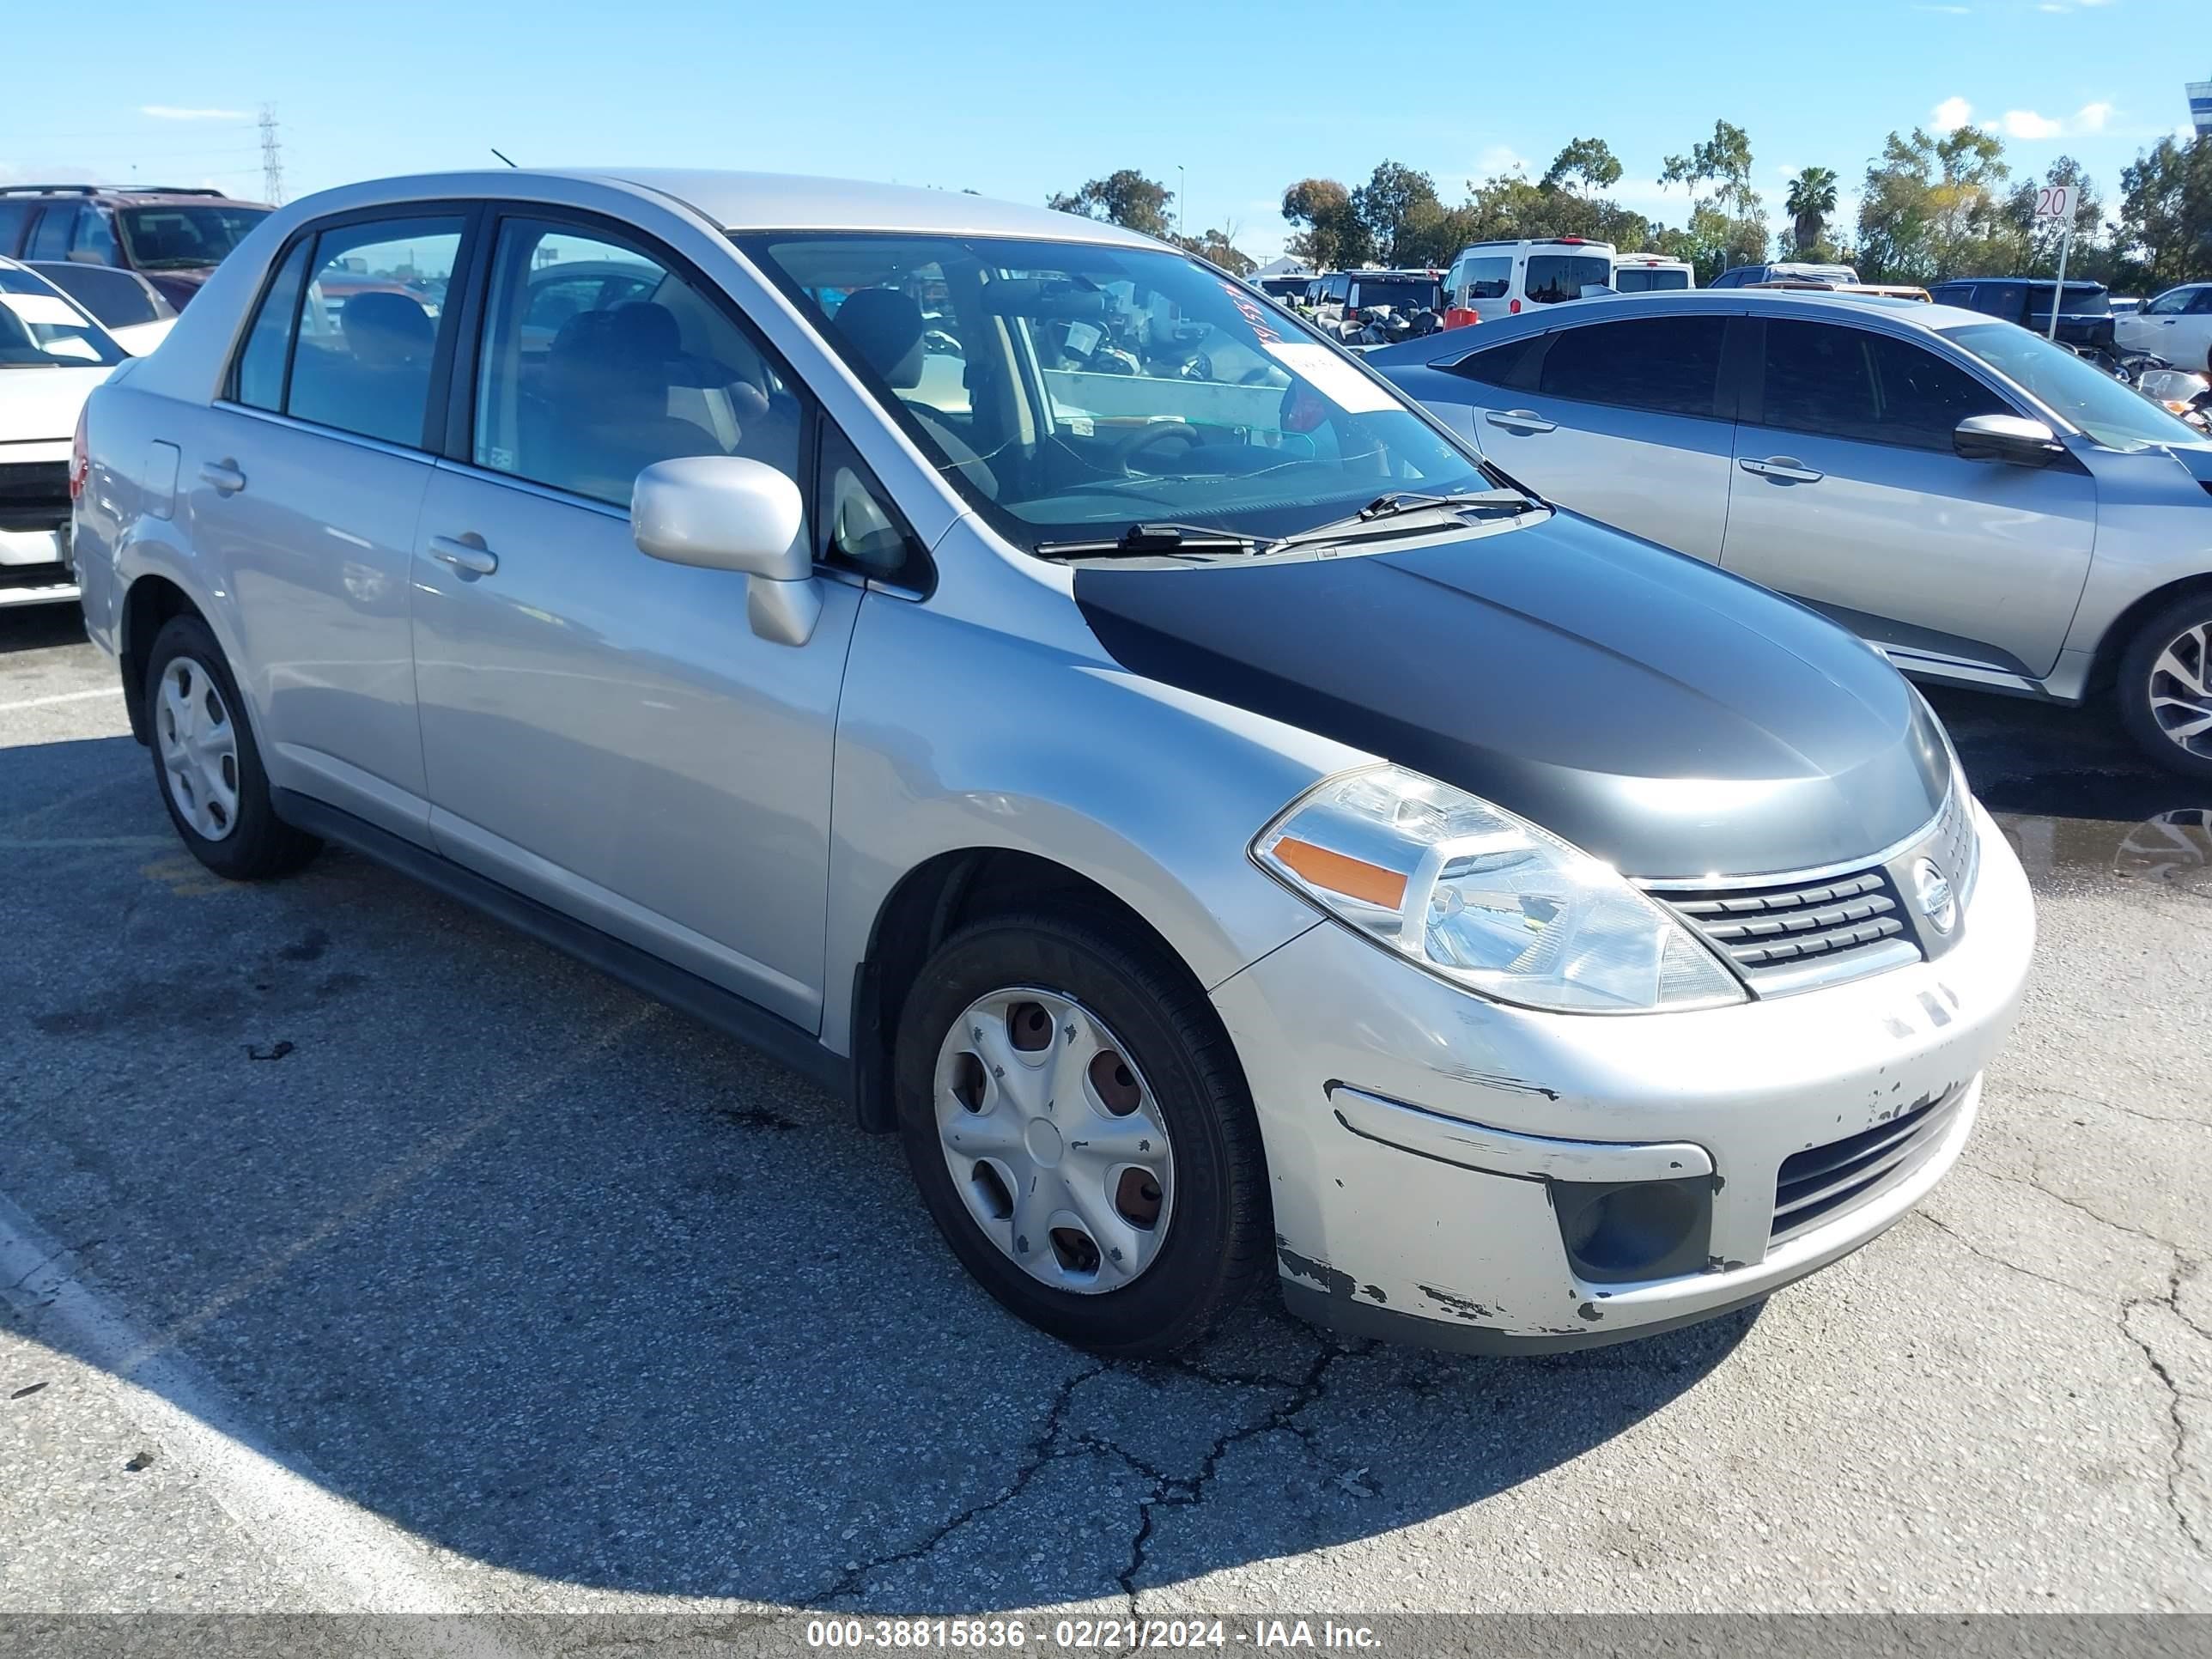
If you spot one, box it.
[71,171,2036,1356]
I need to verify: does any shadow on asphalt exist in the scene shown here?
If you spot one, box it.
[1,615,2203,1607]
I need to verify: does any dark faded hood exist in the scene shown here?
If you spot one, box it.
[1073,511,1950,879]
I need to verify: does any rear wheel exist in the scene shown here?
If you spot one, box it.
[145,615,319,879]
[895,912,1270,1356]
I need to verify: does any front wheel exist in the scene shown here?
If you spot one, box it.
[2117,596,2212,781]
[894,913,1271,1356]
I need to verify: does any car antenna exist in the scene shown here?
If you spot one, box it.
[489,148,518,168]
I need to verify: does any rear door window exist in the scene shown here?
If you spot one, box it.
[0,201,32,256]
[1522,253,1612,304]
[1462,256,1511,300]
[284,216,465,448]
[1759,320,2006,450]
[1443,333,1547,391]
[1539,316,1728,417]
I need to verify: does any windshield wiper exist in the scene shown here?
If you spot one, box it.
[1034,522,1261,559]
[1267,489,1536,551]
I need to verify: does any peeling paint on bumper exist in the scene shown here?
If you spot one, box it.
[1212,802,2035,1352]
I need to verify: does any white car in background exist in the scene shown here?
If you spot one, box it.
[2116,283,2212,373]
[1,255,131,608]
[25,259,178,355]
[1613,252,1694,293]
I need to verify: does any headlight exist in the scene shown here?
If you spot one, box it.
[1253,767,1745,1014]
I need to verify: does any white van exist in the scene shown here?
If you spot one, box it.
[1441,237,1614,329]
[1612,252,1694,294]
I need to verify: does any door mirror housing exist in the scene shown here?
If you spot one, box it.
[631,456,821,646]
[1953,413,2065,467]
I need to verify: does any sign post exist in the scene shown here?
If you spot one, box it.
[2034,184,2079,339]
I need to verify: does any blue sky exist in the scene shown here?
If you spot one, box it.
[3,0,2202,263]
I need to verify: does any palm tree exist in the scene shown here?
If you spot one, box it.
[1786,166,1840,257]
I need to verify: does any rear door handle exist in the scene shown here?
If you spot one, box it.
[428,534,498,577]
[1739,457,1824,484]
[198,459,246,495]
[1485,409,1557,434]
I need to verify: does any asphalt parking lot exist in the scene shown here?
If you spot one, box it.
[1,600,2206,1619]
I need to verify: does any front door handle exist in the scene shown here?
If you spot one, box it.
[428,533,498,577]
[198,459,246,495]
[1739,456,1825,484]
[1486,409,1557,434]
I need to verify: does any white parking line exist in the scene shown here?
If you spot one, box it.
[0,1008,660,1644]
[0,685,124,712]
[0,1192,489,1627]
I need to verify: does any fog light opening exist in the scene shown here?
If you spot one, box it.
[1555,1176,1713,1285]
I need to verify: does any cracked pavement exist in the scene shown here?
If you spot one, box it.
[1,605,2207,1615]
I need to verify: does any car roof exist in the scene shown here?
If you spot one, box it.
[234,168,1158,249]
[1364,288,1987,366]
[0,185,261,207]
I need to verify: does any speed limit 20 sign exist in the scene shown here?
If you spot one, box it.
[2033,185,2078,223]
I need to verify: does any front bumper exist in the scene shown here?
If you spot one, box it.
[1210,801,2034,1352]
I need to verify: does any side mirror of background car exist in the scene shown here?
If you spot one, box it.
[631,456,821,646]
[1953,414,2066,468]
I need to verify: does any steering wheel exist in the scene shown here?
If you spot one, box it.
[1114,422,1205,477]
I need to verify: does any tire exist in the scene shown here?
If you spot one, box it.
[2116,594,2212,781]
[894,911,1271,1356]
[145,615,320,879]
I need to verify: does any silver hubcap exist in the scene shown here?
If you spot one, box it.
[155,656,241,842]
[2148,622,2212,758]
[933,988,1175,1294]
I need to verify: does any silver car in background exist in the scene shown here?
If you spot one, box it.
[73,171,2033,1358]
[1371,291,2212,779]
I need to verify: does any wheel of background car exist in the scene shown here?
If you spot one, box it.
[892,911,1269,1356]
[1114,422,1206,477]
[144,615,321,880]
[2116,594,2212,781]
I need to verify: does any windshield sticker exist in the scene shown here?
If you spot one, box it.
[1263,342,1398,414]
[1218,281,1284,344]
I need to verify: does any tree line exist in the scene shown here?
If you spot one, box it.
[1048,119,2212,291]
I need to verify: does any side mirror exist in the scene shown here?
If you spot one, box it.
[631,456,821,646]
[1953,413,2065,468]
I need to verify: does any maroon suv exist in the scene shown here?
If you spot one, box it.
[0,185,273,310]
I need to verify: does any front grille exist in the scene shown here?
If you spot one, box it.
[1771,1085,1965,1242]
[0,461,70,533]
[1664,868,1909,973]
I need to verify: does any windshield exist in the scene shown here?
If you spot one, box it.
[1613,266,1689,293]
[116,203,270,270]
[1524,254,1613,304]
[1944,321,2202,452]
[737,232,1492,549]
[0,270,126,368]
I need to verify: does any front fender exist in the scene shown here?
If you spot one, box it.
[822,585,1364,1058]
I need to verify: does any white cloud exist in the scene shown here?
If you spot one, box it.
[1471,144,1529,179]
[141,106,249,121]
[1998,101,2114,138]
[1932,96,1976,130]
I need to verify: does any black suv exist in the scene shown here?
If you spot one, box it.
[1929,278,2115,353]
[0,185,273,311]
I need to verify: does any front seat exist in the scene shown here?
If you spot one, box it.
[542,303,725,501]
[829,288,998,499]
